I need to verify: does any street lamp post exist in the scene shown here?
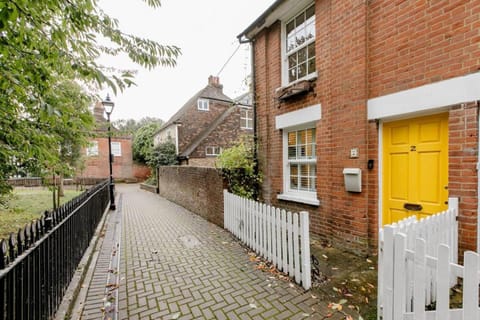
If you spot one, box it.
[102,94,116,210]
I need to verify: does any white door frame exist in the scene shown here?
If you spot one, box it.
[368,72,480,251]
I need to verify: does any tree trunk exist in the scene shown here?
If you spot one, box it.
[58,173,65,197]
[52,174,57,210]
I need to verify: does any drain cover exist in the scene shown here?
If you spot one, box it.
[179,235,201,248]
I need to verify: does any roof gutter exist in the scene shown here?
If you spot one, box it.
[237,0,286,41]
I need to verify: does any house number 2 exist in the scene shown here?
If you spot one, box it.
[410,146,416,152]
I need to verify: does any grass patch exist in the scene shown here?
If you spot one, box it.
[0,188,82,240]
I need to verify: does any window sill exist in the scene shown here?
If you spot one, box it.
[275,73,318,100]
[277,193,320,206]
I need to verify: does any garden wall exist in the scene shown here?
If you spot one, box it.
[157,166,226,227]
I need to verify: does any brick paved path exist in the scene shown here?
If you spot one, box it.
[112,185,328,319]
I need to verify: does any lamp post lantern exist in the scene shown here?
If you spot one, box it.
[102,94,116,210]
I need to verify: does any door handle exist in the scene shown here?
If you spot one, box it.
[404,203,423,211]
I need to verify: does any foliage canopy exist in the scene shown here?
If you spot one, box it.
[113,117,164,138]
[0,0,180,195]
[148,141,178,168]
[133,122,163,164]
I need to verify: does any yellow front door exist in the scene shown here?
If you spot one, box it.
[382,113,449,225]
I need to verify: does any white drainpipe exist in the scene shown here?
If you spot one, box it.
[175,124,179,155]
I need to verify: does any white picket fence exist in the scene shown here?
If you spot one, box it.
[379,198,467,319]
[223,190,311,290]
[385,233,480,320]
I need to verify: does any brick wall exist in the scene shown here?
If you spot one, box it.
[81,137,133,180]
[132,164,151,181]
[177,102,230,153]
[158,166,226,227]
[190,106,254,161]
[368,0,480,98]
[251,0,479,254]
[448,102,479,253]
[368,0,480,253]
[188,157,217,167]
[254,2,371,253]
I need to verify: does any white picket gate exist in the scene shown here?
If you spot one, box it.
[385,233,480,320]
[379,198,461,319]
[223,190,311,290]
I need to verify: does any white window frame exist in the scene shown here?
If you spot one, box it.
[281,2,317,86]
[205,146,221,156]
[278,126,318,205]
[111,141,122,157]
[276,104,321,206]
[240,108,253,129]
[197,98,209,111]
[86,141,99,156]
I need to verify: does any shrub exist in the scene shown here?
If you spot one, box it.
[216,138,260,199]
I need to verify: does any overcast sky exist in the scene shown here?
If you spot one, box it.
[98,0,273,122]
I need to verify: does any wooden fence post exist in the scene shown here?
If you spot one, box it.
[393,232,406,320]
[293,213,300,283]
[223,190,228,230]
[382,225,395,320]
[448,197,458,264]
[300,211,311,290]
[463,251,479,319]
[436,244,450,320]
[414,238,426,320]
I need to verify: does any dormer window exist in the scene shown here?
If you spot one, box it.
[197,98,209,111]
[283,4,316,84]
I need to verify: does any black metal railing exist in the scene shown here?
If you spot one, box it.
[0,180,110,320]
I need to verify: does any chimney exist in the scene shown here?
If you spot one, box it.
[208,75,223,90]
[93,101,105,121]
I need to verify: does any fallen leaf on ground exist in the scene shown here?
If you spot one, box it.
[330,303,342,311]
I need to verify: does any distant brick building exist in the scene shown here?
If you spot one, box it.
[239,0,480,254]
[79,101,134,181]
[154,76,254,167]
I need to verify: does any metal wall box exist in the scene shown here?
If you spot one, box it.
[343,168,362,193]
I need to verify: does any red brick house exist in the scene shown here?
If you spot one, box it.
[239,0,480,254]
[154,76,254,167]
[79,101,134,181]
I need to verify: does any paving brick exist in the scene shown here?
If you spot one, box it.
[82,185,327,319]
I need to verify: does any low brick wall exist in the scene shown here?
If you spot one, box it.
[133,164,151,181]
[158,166,226,228]
[139,183,157,193]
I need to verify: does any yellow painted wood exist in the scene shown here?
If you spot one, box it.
[382,113,448,225]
